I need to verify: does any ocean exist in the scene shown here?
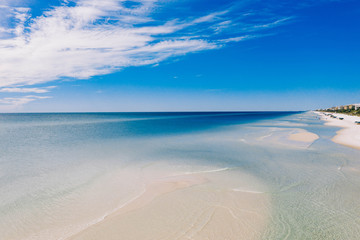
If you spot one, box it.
[1,111,360,239]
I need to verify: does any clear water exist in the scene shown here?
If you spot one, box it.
[1,111,359,239]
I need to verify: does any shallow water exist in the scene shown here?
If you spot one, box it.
[0,111,359,239]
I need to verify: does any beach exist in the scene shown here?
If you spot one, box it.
[2,112,360,240]
[1,0,358,238]
[316,111,360,150]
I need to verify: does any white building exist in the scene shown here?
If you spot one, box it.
[354,104,360,110]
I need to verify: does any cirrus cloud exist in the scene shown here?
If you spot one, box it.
[0,86,56,93]
[0,95,51,111]
[0,0,292,89]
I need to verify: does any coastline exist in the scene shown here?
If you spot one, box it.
[4,112,360,239]
[316,111,360,150]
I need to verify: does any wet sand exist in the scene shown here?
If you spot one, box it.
[68,170,270,240]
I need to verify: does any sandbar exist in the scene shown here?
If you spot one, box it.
[288,131,319,143]
[67,170,270,240]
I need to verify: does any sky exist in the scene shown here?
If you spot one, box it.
[0,0,359,112]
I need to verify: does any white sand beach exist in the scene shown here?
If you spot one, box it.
[317,112,360,150]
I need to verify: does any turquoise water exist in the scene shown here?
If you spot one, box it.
[1,111,360,239]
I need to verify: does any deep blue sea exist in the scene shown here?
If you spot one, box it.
[1,111,360,239]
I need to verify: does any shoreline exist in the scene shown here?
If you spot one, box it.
[316,111,360,150]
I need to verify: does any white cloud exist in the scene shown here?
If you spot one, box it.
[0,95,50,105]
[0,95,51,111]
[0,0,291,89]
[0,0,226,88]
[0,86,55,93]
[253,17,294,29]
[219,35,254,43]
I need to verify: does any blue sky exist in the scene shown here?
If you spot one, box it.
[0,0,359,112]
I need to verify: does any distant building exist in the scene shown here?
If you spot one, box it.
[321,103,360,112]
